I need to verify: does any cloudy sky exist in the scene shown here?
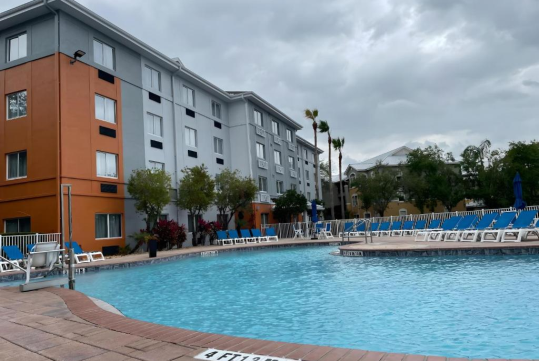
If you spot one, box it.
[3,0,539,167]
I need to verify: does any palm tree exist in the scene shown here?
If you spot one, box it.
[304,109,320,200]
[318,120,334,219]
[332,137,345,219]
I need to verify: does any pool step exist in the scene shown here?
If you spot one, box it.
[19,277,69,292]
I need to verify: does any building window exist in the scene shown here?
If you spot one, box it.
[7,33,27,62]
[288,156,294,168]
[214,137,223,155]
[399,209,408,216]
[291,184,297,191]
[261,213,269,226]
[95,94,116,123]
[6,90,27,120]
[183,86,195,107]
[188,214,202,233]
[271,120,280,135]
[298,167,301,179]
[146,113,162,136]
[93,39,115,70]
[212,100,221,119]
[95,214,122,239]
[307,192,311,200]
[304,149,308,159]
[305,170,310,180]
[274,150,281,165]
[258,176,268,192]
[144,65,161,91]
[352,195,358,207]
[159,214,168,221]
[6,151,27,180]
[254,110,263,126]
[286,129,292,142]
[4,217,30,233]
[364,212,371,219]
[276,180,284,194]
[185,127,197,147]
[148,161,164,171]
[96,151,118,178]
[256,142,265,159]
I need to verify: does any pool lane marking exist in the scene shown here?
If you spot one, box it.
[196,348,297,361]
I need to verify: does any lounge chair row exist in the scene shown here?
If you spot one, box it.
[216,228,279,245]
[0,241,104,272]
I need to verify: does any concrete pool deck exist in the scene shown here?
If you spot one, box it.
[0,238,537,360]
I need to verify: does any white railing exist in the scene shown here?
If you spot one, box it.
[266,205,539,239]
[256,126,265,137]
[275,165,284,174]
[0,233,61,255]
[258,159,268,169]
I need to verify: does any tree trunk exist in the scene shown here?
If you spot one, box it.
[328,136,335,220]
[313,124,319,200]
[339,153,345,219]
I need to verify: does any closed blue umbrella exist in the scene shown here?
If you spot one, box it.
[311,200,318,223]
[513,172,526,210]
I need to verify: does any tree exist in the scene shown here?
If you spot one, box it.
[353,165,400,217]
[127,168,171,231]
[214,169,258,228]
[433,164,466,211]
[332,137,345,218]
[318,120,334,219]
[273,190,308,223]
[304,109,320,200]
[177,165,215,245]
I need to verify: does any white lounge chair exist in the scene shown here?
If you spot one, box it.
[25,242,63,284]
[500,210,538,242]
[481,212,517,242]
[292,224,304,239]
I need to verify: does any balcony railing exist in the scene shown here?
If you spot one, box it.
[290,169,297,178]
[258,159,269,169]
[255,192,271,203]
[275,165,284,174]
[288,143,296,152]
[256,127,265,137]
[274,135,282,145]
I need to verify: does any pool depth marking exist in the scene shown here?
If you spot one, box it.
[201,251,219,257]
[196,349,296,361]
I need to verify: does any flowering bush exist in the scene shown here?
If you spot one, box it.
[152,219,187,250]
[194,219,223,246]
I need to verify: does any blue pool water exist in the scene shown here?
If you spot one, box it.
[71,247,538,359]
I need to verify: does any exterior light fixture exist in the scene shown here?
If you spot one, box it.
[70,50,86,64]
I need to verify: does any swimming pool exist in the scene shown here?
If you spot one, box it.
[74,247,539,359]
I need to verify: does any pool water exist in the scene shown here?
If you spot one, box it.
[73,247,538,359]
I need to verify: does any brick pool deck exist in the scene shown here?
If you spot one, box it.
[0,237,537,360]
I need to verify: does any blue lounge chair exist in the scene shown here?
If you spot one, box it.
[409,220,427,236]
[372,221,390,236]
[265,228,279,242]
[228,230,244,245]
[443,215,479,241]
[251,229,268,242]
[387,221,402,237]
[314,223,325,238]
[66,242,104,263]
[1,245,26,272]
[338,222,355,237]
[501,210,538,242]
[461,212,499,242]
[415,218,449,242]
[393,220,414,237]
[216,230,233,246]
[369,222,380,236]
[240,229,257,244]
[427,216,463,241]
[481,211,517,242]
[354,221,367,236]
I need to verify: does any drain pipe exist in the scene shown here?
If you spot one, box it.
[171,66,181,223]
[43,0,59,52]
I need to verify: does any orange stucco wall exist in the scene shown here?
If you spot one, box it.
[0,55,60,234]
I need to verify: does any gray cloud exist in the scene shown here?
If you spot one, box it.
[3,0,538,170]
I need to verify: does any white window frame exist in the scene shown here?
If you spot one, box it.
[214,137,224,155]
[93,39,115,70]
[305,170,310,180]
[307,192,311,200]
[146,113,162,137]
[304,149,308,159]
[95,213,122,240]
[274,150,282,165]
[256,142,266,160]
[6,90,27,120]
[144,65,161,91]
[183,85,195,107]
[276,180,284,194]
[286,129,292,142]
[6,151,27,180]
[271,120,280,135]
[254,110,263,126]
[212,100,222,119]
[148,161,165,171]
[288,156,294,168]
[96,151,118,179]
[185,127,197,147]
[7,33,27,62]
[95,94,116,124]
[258,176,268,192]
